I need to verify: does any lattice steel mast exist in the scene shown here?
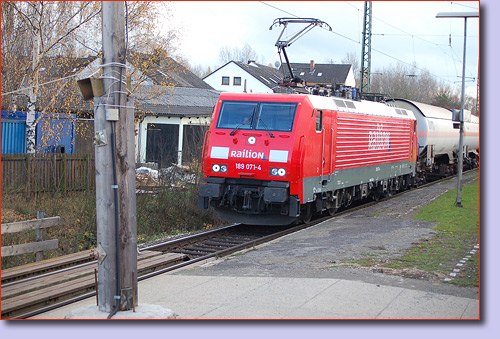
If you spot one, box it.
[360,1,373,94]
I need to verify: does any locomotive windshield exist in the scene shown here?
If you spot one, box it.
[217,101,297,132]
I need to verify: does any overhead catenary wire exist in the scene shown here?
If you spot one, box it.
[259,1,479,89]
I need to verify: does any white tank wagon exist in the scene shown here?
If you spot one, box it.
[391,99,479,181]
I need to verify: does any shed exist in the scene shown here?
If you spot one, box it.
[1,110,75,154]
[134,85,221,167]
[1,111,27,154]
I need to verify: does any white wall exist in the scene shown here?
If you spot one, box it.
[345,67,356,87]
[204,62,275,94]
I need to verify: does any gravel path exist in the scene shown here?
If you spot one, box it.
[177,171,480,300]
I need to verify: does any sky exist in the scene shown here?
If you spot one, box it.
[161,1,480,95]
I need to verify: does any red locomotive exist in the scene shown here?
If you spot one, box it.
[198,92,418,225]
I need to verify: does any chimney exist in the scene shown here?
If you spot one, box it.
[310,60,315,72]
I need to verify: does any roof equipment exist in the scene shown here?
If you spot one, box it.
[270,18,332,85]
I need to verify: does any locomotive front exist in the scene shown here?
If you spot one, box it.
[198,93,305,225]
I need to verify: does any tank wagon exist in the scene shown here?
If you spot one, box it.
[198,92,418,225]
[391,99,479,181]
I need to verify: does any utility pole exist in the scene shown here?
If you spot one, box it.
[360,1,372,94]
[436,11,479,208]
[95,1,137,316]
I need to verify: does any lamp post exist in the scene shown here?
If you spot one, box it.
[436,11,479,207]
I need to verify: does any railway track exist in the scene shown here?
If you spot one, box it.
[1,170,476,319]
[1,223,310,319]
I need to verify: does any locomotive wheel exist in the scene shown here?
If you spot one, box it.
[300,203,313,223]
[327,207,337,216]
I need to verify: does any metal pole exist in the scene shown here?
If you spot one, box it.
[455,17,467,208]
[360,1,372,94]
[436,11,478,207]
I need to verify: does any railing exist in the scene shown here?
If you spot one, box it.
[1,213,60,261]
[1,153,95,193]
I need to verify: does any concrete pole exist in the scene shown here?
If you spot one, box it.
[177,120,184,166]
[455,17,468,208]
[95,1,137,314]
[436,11,478,208]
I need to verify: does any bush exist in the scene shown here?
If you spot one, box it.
[1,163,224,269]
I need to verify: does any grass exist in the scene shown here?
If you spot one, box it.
[350,176,480,287]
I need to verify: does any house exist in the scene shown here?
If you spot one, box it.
[280,60,356,89]
[77,53,220,167]
[203,59,357,97]
[203,61,283,94]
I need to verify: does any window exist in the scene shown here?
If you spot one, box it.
[256,102,297,132]
[315,110,323,132]
[233,77,242,86]
[222,76,230,85]
[217,101,297,132]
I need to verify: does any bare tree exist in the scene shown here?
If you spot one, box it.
[1,1,181,152]
[341,52,360,87]
[218,43,260,65]
[370,63,439,102]
[369,62,477,113]
[1,1,101,152]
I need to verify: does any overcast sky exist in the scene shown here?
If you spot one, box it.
[161,1,479,95]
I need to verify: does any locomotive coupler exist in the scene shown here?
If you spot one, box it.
[242,190,252,210]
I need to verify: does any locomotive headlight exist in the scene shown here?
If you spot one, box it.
[270,168,286,177]
[212,164,227,173]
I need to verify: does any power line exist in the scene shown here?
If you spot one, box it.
[258,1,298,18]
[450,1,480,10]
[259,1,478,88]
[1,74,79,96]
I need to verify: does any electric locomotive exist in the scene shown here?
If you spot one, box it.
[198,92,418,225]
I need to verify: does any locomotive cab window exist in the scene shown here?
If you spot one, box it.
[217,101,297,132]
[315,110,323,131]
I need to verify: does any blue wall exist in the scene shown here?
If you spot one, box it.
[1,111,27,153]
[1,110,75,154]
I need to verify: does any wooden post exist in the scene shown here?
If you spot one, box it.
[95,1,137,314]
[36,211,46,262]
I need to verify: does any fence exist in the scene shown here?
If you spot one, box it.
[1,153,95,193]
[1,213,60,261]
